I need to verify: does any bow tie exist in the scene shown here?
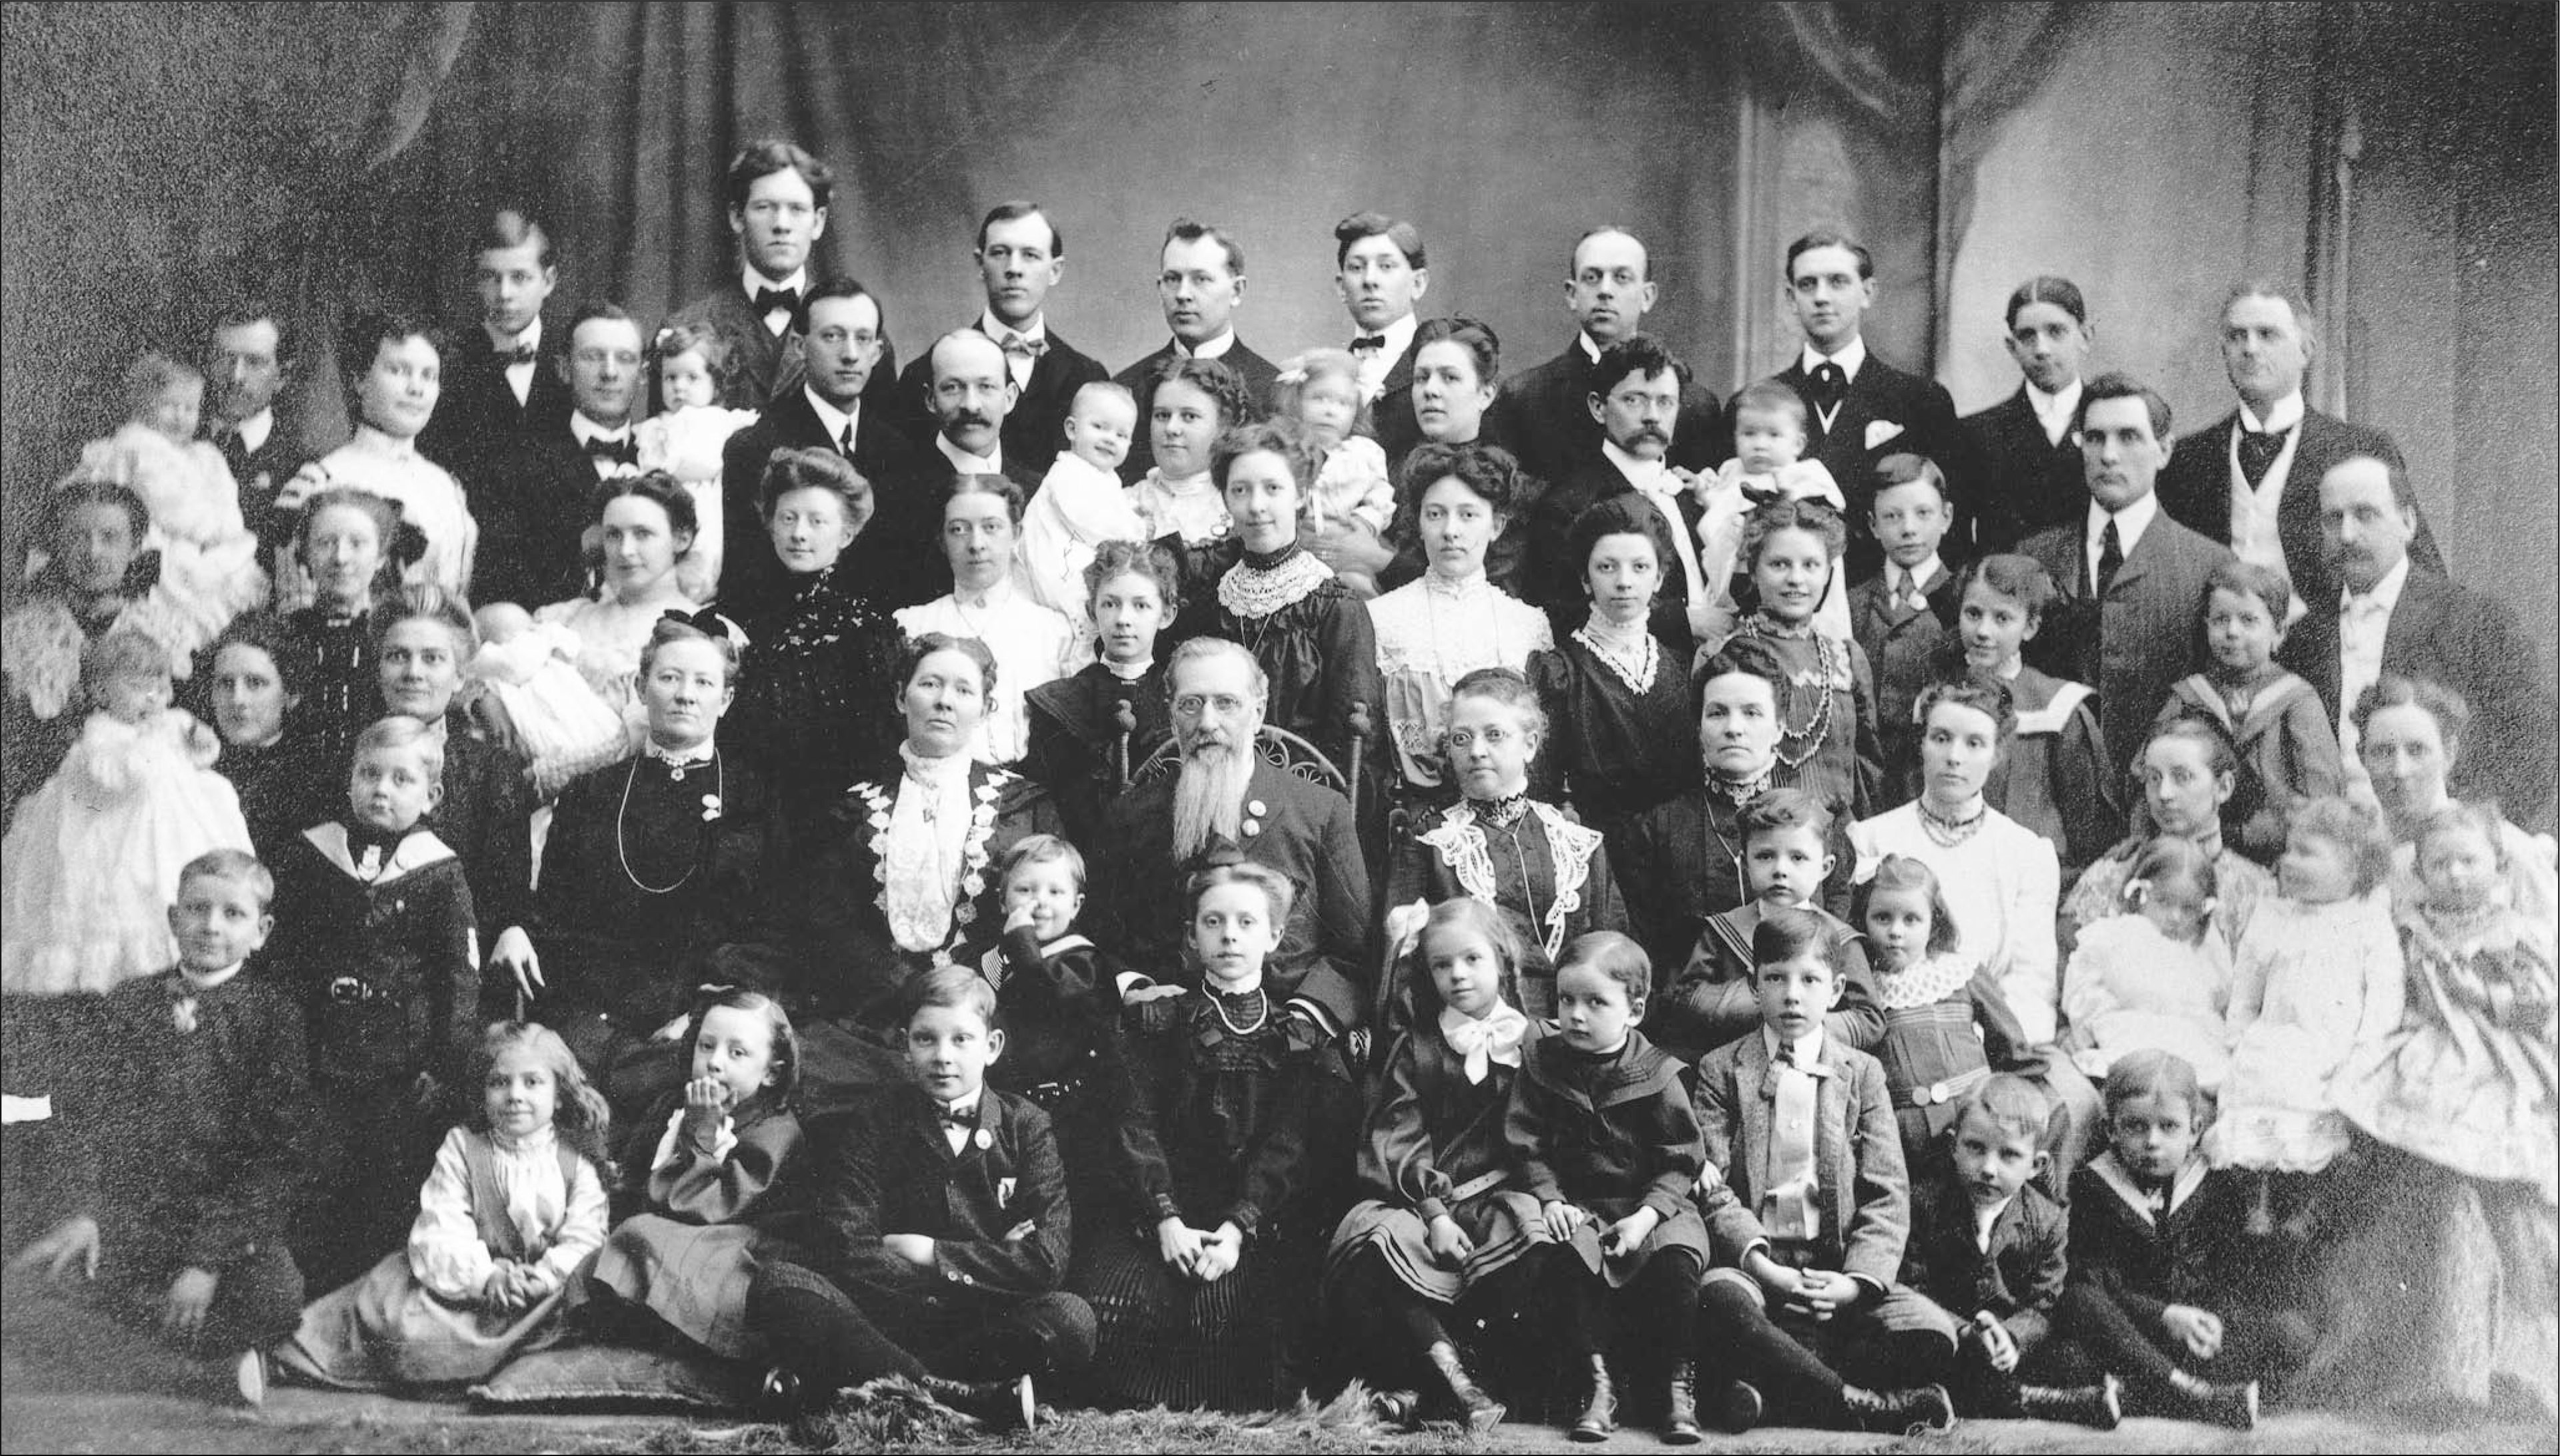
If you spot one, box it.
[1441,1003,1529,1085]
[1350,333,1387,355]
[997,331,1047,363]
[583,433,637,465]
[939,1105,977,1130]
[1809,360,1848,413]
[169,975,203,1034]
[753,285,801,317]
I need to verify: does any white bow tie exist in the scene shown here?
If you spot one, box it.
[1440,1003,1530,1084]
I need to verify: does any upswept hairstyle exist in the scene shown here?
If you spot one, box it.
[1211,417,1323,498]
[1083,538,1182,619]
[895,631,997,700]
[759,446,874,531]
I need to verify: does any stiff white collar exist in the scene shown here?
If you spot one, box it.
[745,265,809,303]
[2086,491,2160,557]
[1175,328,1235,361]
[487,317,542,355]
[2238,392,2305,435]
[179,961,245,993]
[979,309,1048,347]
[2343,553,2411,616]
[1800,335,1869,383]
[937,432,1003,476]
[1761,1023,1827,1067]
[803,386,859,448]
[1357,311,1419,359]
[229,407,275,455]
[570,412,633,445]
[1602,436,1671,489]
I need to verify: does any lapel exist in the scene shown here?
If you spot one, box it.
[1733,1034,1777,1202]
[2379,566,2451,676]
[908,1087,961,1166]
[1381,335,1419,396]
[763,388,833,453]
[1813,1040,1855,1242]
[2102,507,2170,597]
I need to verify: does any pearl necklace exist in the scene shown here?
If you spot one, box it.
[1916,795,1987,848]
[1210,986,1270,1035]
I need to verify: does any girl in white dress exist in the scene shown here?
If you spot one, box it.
[1,629,251,995]
[2063,835,2235,1089]
[637,325,759,603]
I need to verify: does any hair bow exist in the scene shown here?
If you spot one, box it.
[659,605,747,649]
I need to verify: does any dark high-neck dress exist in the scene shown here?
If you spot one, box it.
[1527,626,1701,843]
[728,563,903,825]
[1021,659,1170,844]
[285,605,379,770]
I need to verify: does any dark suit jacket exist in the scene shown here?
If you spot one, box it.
[1735,350,1963,583]
[894,323,1111,472]
[2280,566,2556,828]
[1959,387,2084,555]
[2158,405,2441,610]
[1692,1031,1911,1287]
[1113,338,1281,483]
[1903,1170,2068,1348]
[466,420,608,609]
[665,280,903,415]
[1846,562,1962,785]
[1087,758,1372,1030]
[718,389,931,614]
[1487,339,1723,489]
[2020,508,2234,782]
[217,422,313,553]
[417,325,573,480]
[1369,332,1425,475]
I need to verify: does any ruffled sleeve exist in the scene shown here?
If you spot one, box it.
[408,1128,495,1301]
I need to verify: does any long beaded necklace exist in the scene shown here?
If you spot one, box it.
[615,749,723,894]
[1740,615,1839,771]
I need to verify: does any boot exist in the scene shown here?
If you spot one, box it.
[753,1367,806,1423]
[2019,1375,2123,1430]
[2166,1371,2257,1430]
[1568,1353,1616,1442]
[1715,1379,1764,1435]
[1367,1387,1425,1431]
[917,1371,1036,1431]
[1843,1381,1957,1434]
[1662,1359,1702,1445]
[1424,1339,1505,1435]
[233,1349,270,1409]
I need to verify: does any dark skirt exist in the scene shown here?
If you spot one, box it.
[1071,1219,1320,1411]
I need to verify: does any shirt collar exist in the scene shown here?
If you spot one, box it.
[1761,1023,1827,1067]
[1103,656,1154,683]
[803,385,859,446]
[488,317,542,356]
[1576,331,1607,365]
[746,265,808,303]
[2087,490,2160,553]
[980,309,1047,348]
[1801,335,1868,382]
[937,431,1002,476]
[570,411,632,445]
[951,573,1020,611]
[1361,311,1419,359]
[2344,553,2411,615]
[2239,391,2306,435]
[645,736,716,767]
[2025,377,2081,426]
[1175,328,1236,361]
[1896,555,1945,594]
[230,407,275,455]
[179,961,245,993]
[1601,436,1671,489]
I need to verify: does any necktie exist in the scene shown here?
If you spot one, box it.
[838,421,856,457]
[2096,519,2124,597]
[753,285,801,317]
[1350,333,1387,355]
[1809,361,1847,417]
[169,978,200,1034]
[583,434,637,467]
[2237,425,2289,488]
[213,428,251,483]
[1766,1047,1822,1240]
[999,331,1046,365]
[1897,571,1925,614]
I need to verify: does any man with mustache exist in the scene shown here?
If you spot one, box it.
[1085,637,1371,1039]
[918,329,1043,495]
[2279,453,2551,827]
[718,278,930,615]
[896,202,1108,471]
[2019,374,2235,785]
[1523,334,1714,656]
[2158,282,2440,616]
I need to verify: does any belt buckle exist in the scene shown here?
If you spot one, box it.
[327,976,367,1005]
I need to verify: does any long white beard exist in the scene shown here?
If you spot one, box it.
[1171,741,1254,861]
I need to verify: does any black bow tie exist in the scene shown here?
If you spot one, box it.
[583,433,637,465]
[753,285,801,316]
[1809,360,1847,414]
[1350,333,1387,354]
[498,342,538,365]
[939,1107,976,1130]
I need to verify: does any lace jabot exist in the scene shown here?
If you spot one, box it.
[1217,544,1333,619]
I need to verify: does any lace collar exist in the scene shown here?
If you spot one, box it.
[1573,621,1659,694]
[1217,543,1333,619]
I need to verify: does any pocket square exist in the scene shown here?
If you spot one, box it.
[1865,420,1905,449]
[997,1177,1017,1206]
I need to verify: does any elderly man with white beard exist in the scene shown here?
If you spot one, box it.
[1085,637,1372,1037]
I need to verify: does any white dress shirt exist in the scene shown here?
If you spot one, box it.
[805,386,860,455]
[2083,491,2159,593]
[489,319,543,408]
[1798,337,1869,435]
[747,267,809,337]
[2026,378,2083,447]
[231,407,275,457]
[1888,555,1945,612]
[1175,328,1237,361]
[935,432,1004,478]
[2337,553,2411,773]
[1351,312,1419,404]
[569,411,637,479]
[979,309,1049,391]
[2229,391,2307,577]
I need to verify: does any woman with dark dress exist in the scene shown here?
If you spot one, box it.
[725,447,903,833]
[201,611,321,859]
[1021,538,1179,845]
[1169,417,1386,811]
[283,487,418,770]
[1525,495,1701,844]
[523,615,775,1113]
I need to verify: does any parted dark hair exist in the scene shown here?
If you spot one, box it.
[759,446,873,529]
[1852,853,1962,957]
[1409,897,1525,1023]
[896,631,998,699]
[2351,673,2470,755]
[207,611,308,701]
[791,275,883,340]
[1144,355,1256,432]
[1750,905,1837,973]
[2005,275,2089,329]
[2103,1047,2207,1128]
[471,207,553,268]
[207,293,295,361]
[1738,495,1848,566]
[1083,537,1183,617]
[1916,675,2018,743]
[339,307,446,380]
[1164,216,1245,275]
[1189,860,1297,925]
[1693,640,1786,716]
[2143,712,2241,784]
[1567,492,1672,583]
[901,964,997,1030]
[977,199,1061,256]
[565,301,642,351]
[1333,211,1424,269]
[1412,315,1500,385]
[726,138,832,212]
[471,1021,614,1170]
[1555,930,1651,1009]
[679,987,802,1105]
[1955,553,2058,621]
[1398,441,1529,523]
[1740,785,1835,842]
[592,470,699,543]
[1211,416,1323,497]
[1785,229,1874,281]
[1872,452,1949,505]
[2075,371,2171,440]
[1731,379,1809,429]
[295,487,416,603]
[1591,332,1690,395]
[945,471,1027,525]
